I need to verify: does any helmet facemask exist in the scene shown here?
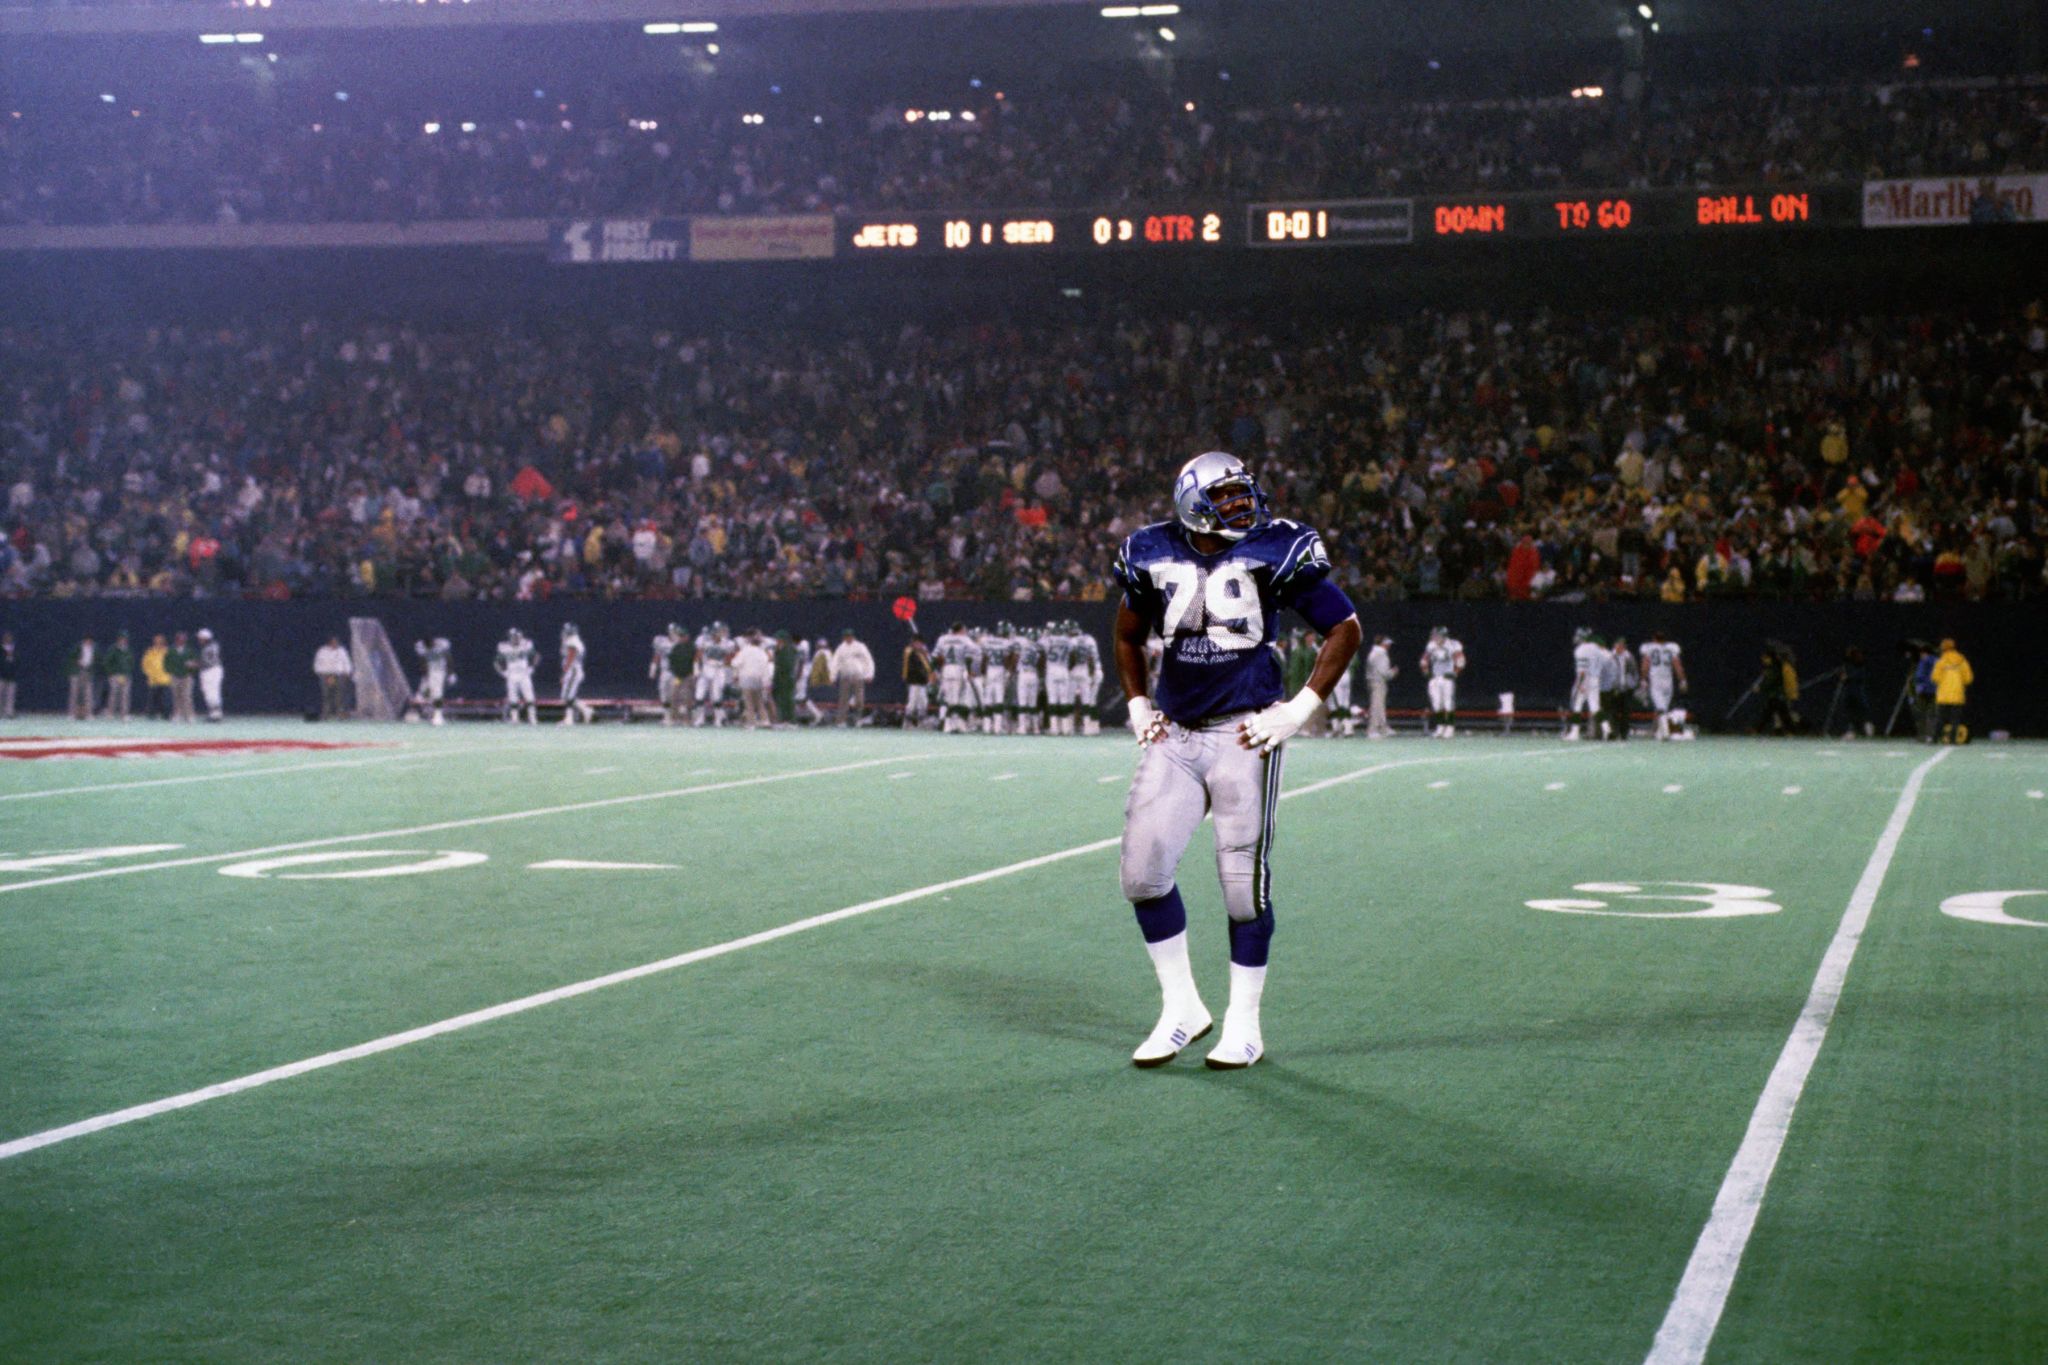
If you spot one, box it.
[1174,453,1271,542]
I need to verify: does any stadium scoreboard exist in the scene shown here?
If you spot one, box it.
[552,185,1875,263]
[841,209,1231,254]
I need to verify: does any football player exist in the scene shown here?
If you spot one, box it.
[1639,631,1689,740]
[982,622,1013,734]
[932,621,979,733]
[1011,625,1043,735]
[1041,620,1074,734]
[1072,622,1103,735]
[496,628,538,724]
[694,621,734,726]
[559,623,592,725]
[410,637,451,725]
[196,627,226,722]
[1566,628,1605,741]
[651,623,683,726]
[1113,451,1361,1071]
[1419,626,1465,738]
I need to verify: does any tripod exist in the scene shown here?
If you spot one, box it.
[1721,673,1764,730]
[1883,674,1920,738]
[1807,667,1848,738]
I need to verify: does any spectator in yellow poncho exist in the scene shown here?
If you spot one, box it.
[1932,638,1973,745]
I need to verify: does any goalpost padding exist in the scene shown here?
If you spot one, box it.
[348,617,411,721]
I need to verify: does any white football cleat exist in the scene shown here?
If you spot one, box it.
[1204,1014,1264,1070]
[1131,1004,1213,1068]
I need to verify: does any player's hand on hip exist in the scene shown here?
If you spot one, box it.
[1239,688,1321,753]
[1127,696,1169,748]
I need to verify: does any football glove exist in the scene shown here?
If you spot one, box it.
[1127,695,1169,748]
[1239,688,1322,753]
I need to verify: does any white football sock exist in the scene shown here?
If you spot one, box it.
[1145,931,1203,1014]
[1225,961,1267,1023]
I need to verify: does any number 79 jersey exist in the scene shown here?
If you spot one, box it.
[1112,517,1332,725]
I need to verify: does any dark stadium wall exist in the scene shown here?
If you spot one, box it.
[2,600,2041,736]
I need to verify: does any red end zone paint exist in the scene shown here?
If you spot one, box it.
[0,738,380,761]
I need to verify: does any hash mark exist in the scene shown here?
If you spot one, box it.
[583,766,620,775]
[1663,784,1684,794]
[1097,774,1122,784]
[991,772,1018,782]
[1544,781,1567,791]
[2029,791,2045,801]
[1782,786,1802,796]
[1427,780,1451,789]
[888,772,915,781]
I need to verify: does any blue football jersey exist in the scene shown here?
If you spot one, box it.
[1112,517,1332,725]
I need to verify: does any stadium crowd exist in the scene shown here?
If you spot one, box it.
[3,77,2044,226]
[4,302,2045,605]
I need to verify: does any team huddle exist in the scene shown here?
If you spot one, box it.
[924,621,1103,735]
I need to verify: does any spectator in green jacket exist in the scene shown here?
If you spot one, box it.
[166,631,196,723]
[99,631,135,721]
[771,631,798,726]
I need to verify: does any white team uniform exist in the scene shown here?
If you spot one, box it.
[197,638,225,720]
[1422,639,1462,716]
[934,631,980,729]
[496,638,538,722]
[694,631,733,723]
[980,634,1011,732]
[1012,634,1042,731]
[560,632,589,723]
[415,646,449,703]
[652,632,680,709]
[1042,630,1073,709]
[1073,633,1103,733]
[560,637,586,702]
[1641,641,1682,714]
[1571,641,1607,718]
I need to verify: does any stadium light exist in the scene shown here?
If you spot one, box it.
[1637,4,1652,16]
[423,121,440,134]
[1100,7,1142,17]
[644,20,716,34]
[198,33,236,44]
[237,32,263,42]
[1157,26,1175,40]
[705,43,719,54]
[99,93,115,103]
[1140,4,1180,13]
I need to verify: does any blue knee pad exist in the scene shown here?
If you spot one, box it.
[1228,906,1274,967]
[1132,887,1187,944]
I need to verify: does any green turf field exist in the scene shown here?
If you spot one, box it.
[2,720,2043,1362]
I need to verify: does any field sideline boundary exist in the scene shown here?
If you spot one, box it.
[0,749,457,804]
[0,753,933,898]
[1644,745,1951,1365]
[0,744,1571,1163]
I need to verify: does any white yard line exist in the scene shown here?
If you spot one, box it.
[0,745,1572,1163]
[1644,746,1950,1365]
[0,750,450,804]
[0,754,928,899]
